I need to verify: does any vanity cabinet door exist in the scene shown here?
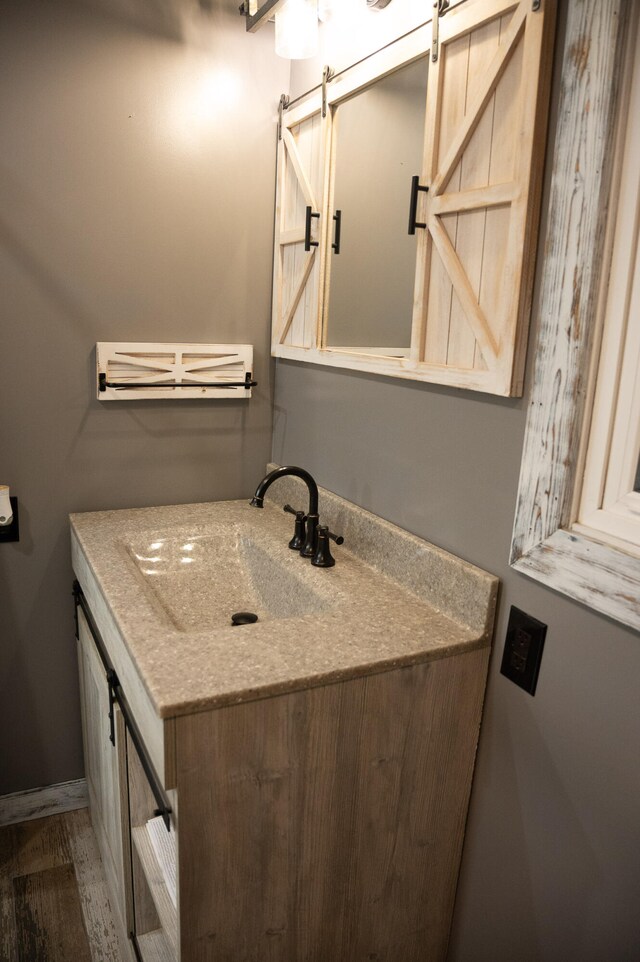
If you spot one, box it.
[77,609,130,940]
[271,98,328,352]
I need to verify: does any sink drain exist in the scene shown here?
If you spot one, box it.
[231,611,259,626]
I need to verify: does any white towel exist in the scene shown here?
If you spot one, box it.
[146,814,177,909]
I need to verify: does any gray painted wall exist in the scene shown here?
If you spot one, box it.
[0,0,287,794]
[273,1,640,959]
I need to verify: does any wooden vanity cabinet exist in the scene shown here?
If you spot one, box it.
[176,645,489,962]
[76,590,489,962]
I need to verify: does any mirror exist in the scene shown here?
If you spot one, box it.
[324,56,429,356]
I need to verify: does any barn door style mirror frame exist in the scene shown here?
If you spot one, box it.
[270,0,556,397]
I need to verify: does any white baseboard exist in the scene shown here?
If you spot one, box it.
[0,778,88,827]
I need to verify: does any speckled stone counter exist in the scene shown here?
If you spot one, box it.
[70,474,498,720]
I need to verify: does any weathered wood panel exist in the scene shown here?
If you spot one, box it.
[176,649,489,962]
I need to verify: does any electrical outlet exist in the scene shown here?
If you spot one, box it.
[500,606,547,695]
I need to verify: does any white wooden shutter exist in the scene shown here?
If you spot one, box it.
[272,97,328,352]
[413,0,555,396]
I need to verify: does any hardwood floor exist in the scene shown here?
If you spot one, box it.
[0,808,130,962]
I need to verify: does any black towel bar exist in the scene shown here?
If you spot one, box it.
[99,372,257,392]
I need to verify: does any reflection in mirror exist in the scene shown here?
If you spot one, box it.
[324,56,429,356]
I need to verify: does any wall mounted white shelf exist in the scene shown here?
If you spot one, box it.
[96,343,255,401]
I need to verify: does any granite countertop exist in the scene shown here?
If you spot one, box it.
[70,477,498,719]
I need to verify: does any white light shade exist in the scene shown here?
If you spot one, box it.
[275,0,318,60]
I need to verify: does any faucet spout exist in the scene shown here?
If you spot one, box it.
[250,466,319,515]
[250,466,320,556]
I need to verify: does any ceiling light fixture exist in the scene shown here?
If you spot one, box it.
[275,0,319,59]
[241,0,328,60]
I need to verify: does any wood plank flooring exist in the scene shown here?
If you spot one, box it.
[0,808,130,962]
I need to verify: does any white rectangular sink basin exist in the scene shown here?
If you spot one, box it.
[125,526,337,631]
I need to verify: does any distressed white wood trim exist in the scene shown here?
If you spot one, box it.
[0,778,88,827]
[510,0,640,631]
[512,529,639,631]
[578,17,640,526]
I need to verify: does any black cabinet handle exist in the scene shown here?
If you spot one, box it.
[408,175,429,235]
[304,205,320,251]
[332,209,342,254]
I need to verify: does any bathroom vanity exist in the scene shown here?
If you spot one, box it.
[71,473,498,962]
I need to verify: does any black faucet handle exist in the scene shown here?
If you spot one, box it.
[284,504,307,551]
[312,525,339,568]
[283,503,307,521]
[327,529,344,545]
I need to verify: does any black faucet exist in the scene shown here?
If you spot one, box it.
[250,466,320,558]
